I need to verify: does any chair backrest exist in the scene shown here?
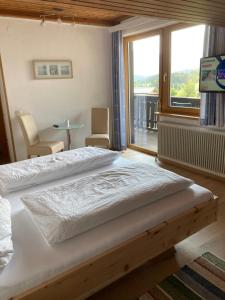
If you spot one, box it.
[17,113,39,146]
[92,107,109,134]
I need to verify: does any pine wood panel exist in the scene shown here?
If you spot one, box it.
[0,0,129,26]
[0,0,225,26]
[51,0,225,26]
[14,197,217,300]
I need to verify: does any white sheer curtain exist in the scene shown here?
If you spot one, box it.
[200,26,225,129]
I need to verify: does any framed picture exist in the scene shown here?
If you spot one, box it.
[33,60,73,79]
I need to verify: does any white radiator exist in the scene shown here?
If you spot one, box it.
[158,122,225,177]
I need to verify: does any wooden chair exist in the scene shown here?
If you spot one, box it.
[18,113,64,159]
[85,108,110,148]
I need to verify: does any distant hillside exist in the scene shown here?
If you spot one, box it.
[134,69,200,98]
[134,74,159,88]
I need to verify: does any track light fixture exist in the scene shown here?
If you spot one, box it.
[39,13,77,26]
[72,16,76,26]
[40,16,46,26]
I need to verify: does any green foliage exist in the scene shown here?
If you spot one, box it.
[134,69,200,98]
[170,69,200,98]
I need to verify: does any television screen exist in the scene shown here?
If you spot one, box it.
[200,55,225,92]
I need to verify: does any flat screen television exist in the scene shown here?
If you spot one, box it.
[200,55,225,92]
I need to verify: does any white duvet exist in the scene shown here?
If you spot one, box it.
[22,163,193,244]
[0,198,13,269]
[0,147,119,195]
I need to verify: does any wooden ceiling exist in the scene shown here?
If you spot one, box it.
[0,0,129,26]
[0,0,225,27]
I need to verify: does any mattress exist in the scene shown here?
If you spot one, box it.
[0,158,213,300]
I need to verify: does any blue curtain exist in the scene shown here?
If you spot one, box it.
[112,31,127,151]
[200,26,225,129]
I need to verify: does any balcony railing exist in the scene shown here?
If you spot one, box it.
[133,94,158,131]
[131,94,200,131]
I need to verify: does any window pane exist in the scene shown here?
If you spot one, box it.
[128,35,160,152]
[133,36,160,95]
[170,25,205,109]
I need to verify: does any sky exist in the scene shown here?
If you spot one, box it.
[133,25,205,77]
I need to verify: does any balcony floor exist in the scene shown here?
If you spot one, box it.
[131,128,158,153]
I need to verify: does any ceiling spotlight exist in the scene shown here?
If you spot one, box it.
[72,16,76,26]
[57,17,62,24]
[40,16,45,27]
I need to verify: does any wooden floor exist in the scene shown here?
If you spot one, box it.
[89,149,225,300]
[132,129,158,152]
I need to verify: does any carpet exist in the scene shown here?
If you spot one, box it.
[139,252,225,300]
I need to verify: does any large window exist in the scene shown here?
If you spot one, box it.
[168,25,205,111]
[124,24,205,154]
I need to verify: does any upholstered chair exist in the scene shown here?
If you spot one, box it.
[85,107,110,148]
[18,113,64,159]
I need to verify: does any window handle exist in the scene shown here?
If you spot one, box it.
[163,73,167,83]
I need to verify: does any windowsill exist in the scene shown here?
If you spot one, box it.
[155,112,200,120]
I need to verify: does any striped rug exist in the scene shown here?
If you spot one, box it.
[139,252,225,300]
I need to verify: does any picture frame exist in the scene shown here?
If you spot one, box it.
[33,60,73,79]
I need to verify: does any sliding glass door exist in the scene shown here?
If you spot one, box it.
[125,32,161,154]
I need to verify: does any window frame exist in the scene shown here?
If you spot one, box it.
[124,29,163,154]
[161,23,203,116]
[124,23,204,119]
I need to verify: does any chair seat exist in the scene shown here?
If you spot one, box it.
[85,134,110,147]
[28,141,64,156]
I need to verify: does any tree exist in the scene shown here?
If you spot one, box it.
[134,69,200,98]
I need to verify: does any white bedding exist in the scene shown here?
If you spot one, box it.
[0,186,212,300]
[22,163,193,244]
[0,147,119,195]
[0,158,213,300]
[0,198,13,269]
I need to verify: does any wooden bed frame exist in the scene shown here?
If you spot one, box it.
[14,196,218,300]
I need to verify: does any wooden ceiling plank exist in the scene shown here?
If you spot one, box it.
[0,0,129,25]
[1,0,225,27]
[0,1,123,19]
[69,0,225,19]
[0,10,117,26]
[15,0,225,18]
[77,0,225,15]
[83,1,225,26]
[48,0,225,26]
[72,0,225,10]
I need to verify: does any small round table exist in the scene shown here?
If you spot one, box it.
[53,123,84,150]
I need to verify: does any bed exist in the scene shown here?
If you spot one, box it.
[0,151,217,300]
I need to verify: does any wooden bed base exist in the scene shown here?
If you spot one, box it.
[14,197,218,300]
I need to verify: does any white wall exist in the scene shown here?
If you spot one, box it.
[0,18,112,161]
